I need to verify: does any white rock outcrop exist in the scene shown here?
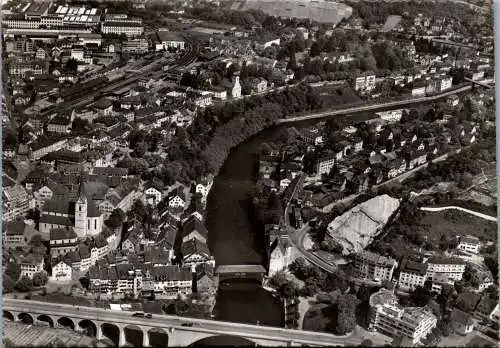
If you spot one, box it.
[326,194,400,255]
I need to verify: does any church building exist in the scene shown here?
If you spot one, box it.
[39,180,104,238]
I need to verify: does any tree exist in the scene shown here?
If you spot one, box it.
[105,208,125,229]
[410,285,432,307]
[5,262,21,282]
[65,58,78,72]
[32,271,48,287]
[361,339,374,347]
[3,274,16,293]
[336,294,358,334]
[278,281,299,300]
[310,42,321,57]
[15,275,33,292]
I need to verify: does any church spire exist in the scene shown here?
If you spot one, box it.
[77,172,87,201]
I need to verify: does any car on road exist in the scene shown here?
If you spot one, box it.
[181,323,193,327]
[132,312,145,317]
[145,313,153,319]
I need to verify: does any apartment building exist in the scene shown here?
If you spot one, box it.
[457,235,481,254]
[316,155,335,176]
[353,251,397,282]
[353,73,376,93]
[101,21,143,37]
[20,254,45,279]
[425,256,466,283]
[370,303,437,345]
[398,259,428,291]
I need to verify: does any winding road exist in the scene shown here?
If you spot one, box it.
[419,206,497,222]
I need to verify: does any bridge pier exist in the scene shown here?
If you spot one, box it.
[119,327,126,347]
[167,327,177,347]
[95,323,103,341]
[143,331,150,347]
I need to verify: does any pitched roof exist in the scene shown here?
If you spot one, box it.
[181,238,211,258]
[450,308,474,326]
[182,215,208,240]
[151,265,192,282]
[50,227,77,241]
[40,214,74,226]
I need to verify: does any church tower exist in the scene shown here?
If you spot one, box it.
[74,179,88,238]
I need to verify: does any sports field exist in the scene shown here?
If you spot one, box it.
[233,0,353,25]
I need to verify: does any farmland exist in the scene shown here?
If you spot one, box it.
[231,0,353,25]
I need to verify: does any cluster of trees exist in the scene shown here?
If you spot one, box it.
[162,295,211,319]
[289,257,350,296]
[200,84,322,175]
[349,0,488,36]
[3,262,48,293]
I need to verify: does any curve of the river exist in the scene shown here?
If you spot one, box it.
[205,90,472,329]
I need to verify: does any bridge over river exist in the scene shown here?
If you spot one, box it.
[3,299,362,347]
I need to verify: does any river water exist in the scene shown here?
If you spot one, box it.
[203,94,460,332]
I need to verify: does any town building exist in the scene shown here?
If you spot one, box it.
[101,21,143,37]
[50,260,73,282]
[353,251,397,282]
[369,289,437,345]
[425,256,466,283]
[20,253,45,279]
[457,235,481,254]
[3,185,30,222]
[316,156,335,176]
[268,237,291,277]
[50,227,78,258]
[156,29,185,51]
[398,259,428,291]
[39,180,104,239]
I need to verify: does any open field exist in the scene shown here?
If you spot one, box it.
[232,0,352,24]
[418,209,497,244]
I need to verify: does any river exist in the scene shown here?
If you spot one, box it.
[205,111,385,329]
[200,90,472,343]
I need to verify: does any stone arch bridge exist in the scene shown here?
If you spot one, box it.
[3,299,357,347]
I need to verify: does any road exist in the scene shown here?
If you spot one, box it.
[277,85,473,124]
[284,150,457,273]
[4,299,363,346]
[419,206,497,222]
[282,174,338,273]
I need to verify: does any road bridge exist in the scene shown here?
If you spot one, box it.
[3,299,358,347]
[215,264,267,283]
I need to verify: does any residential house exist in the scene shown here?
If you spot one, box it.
[50,259,73,282]
[458,235,481,254]
[353,72,376,93]
[20,253,45,279]
[144,180,163,207]
[3,219,40,249]
[168,186,186,209]
[50,227,78,258]
[268,238,291,277]
[250,78,267,93]
[182,215,208,244]
[450,308,474,335]
[353,251,397,282]
[425,256,466,284]
[398,258,428,291]
[181,238,214,267]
